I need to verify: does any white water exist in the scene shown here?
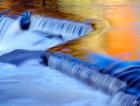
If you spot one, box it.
[0,59,111,106]
[0,15,110,106]
[0,16,14,42]
[0,16,63,55]
[110,92,138,106]
[30,15,93,41]
[47,52,126,95]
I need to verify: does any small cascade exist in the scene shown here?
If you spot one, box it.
[0,13,62,53]
[0,11,93,54]
[0,16,25,52]
[111,92,139,106]
[30,15,93,41]
[44,51,140,106]
[44,51,126,95]
[0,16,14,42]
[0,10,139,106]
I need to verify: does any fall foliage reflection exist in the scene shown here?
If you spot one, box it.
[0,0,140,61]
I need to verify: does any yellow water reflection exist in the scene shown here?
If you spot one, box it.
[0,0,140,61]
[49,0,140,61]
[105,5,140,60]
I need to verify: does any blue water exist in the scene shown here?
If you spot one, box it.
[0,13,109,106]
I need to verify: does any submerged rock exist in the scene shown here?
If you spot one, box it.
[0,49,44,65]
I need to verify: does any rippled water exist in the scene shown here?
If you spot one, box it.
[0,0,140,61]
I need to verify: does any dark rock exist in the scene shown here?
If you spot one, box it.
[20,11,31,30]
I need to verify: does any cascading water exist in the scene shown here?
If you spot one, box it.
[0,11,111,106]
[0,16,14,42]
[30,15,93,41]
[44,51,140,106]
[0,11,93,54]
[1,11,140,106]
[44,51,126,94]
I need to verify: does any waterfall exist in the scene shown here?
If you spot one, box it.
[30,15,93,41]
[43,51,140,106]
[0,11,93,54]
[0,16,14,42]
[0,16,62,54]
[1,11,140,105]
[0,12,110,106]
[44,51,126,95]
[111,92,139,106]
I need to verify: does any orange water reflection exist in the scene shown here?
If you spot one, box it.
[0,0,140,61]
[49,1,140,61]
[105,4,140,60]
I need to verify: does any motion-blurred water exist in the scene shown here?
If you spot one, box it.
[1,0,140,60]
[0,0,140,106]
[0,1,111,106]
[0,16,110,106]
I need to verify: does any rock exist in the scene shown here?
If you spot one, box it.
[20,11,31,30]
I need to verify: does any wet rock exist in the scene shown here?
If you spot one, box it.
[20,11,31,30]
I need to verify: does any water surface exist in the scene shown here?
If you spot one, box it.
[1,0,140,60]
